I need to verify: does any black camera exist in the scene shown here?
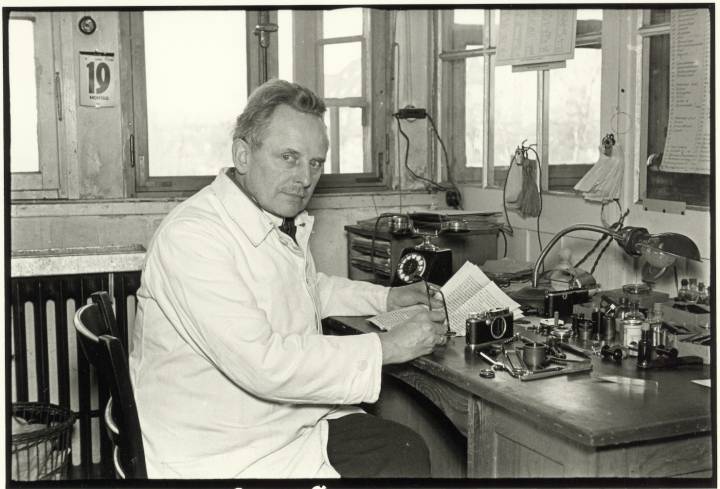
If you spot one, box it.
[466,307,514,349]
[544,288,590,320]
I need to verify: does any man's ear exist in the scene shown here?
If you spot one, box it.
[232,139,251,174]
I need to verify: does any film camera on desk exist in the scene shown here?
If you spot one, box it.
[345,213,499,286]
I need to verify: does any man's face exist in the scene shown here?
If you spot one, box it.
[233,104,328,218]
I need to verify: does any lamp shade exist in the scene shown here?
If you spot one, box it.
[641,233,702,262]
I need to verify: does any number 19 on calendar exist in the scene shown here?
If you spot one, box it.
[79,51,117,107]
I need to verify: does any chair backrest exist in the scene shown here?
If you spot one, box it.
[74,292,147,479]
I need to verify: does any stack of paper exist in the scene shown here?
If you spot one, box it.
[369,261,523,335]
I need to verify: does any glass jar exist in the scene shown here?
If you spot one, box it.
[678,278,689,301]
[648,302,665,346]
[686,278,699,304]
[697,282,708,306]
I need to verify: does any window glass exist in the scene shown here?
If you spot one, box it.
[649,9,671,25]
[548,47,601,165]
[465,55,484,168]
[143,11,246,176]
[339,107,363,173]
[493,65,537,171]
[490,10,500,46]
[454,9,484,25]
[9,18,40,173]
[576,9,603,36]
[323,8,362,38]
[646,34,670,157]
[323,42,362,98]
[278,10,293,82]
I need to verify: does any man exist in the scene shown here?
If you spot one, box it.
[129,79,448,479]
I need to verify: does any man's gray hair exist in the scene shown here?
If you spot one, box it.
[233,79,326,149]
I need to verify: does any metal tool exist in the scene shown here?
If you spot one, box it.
[479,351,519,378]
[502,345,526,377]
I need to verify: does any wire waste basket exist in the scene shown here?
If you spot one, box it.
[11,402,76,481]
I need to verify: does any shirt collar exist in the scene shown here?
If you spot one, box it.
[211,168,313,247]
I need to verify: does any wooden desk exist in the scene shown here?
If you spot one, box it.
[324,316,713,479]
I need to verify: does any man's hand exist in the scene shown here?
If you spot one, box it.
[386,281,443,311]
[377,310,448,365]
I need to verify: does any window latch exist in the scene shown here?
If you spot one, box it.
[54,72,63,121]
[129,134,135,168]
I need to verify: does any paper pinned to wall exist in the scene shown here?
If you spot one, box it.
[660,9,711,175]
[496,10,577,67]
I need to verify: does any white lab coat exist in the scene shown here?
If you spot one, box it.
[129,168,389,478]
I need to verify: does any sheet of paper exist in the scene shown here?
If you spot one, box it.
[661,9,711,175]
[367,304,426,331]
[496,10,577,67]
[691,379,711,388]
[441,262,522,335]
[446,280,523,335]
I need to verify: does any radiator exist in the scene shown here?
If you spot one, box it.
[10,271,141,479]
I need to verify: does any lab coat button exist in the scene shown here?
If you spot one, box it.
[358,360,368,371]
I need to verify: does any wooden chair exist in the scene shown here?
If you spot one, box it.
[74,292,147,479]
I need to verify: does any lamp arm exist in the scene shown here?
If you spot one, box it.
[532,224,621,287]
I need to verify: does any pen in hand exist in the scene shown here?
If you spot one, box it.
[421,278,455,337]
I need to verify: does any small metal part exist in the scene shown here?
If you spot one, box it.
[479,369,496,378]
[524,366,564,375]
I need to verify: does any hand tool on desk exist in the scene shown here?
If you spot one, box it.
[501,344,526,377]
[479,351,519,378]
[518,365,567,381]
[547,355,586,365]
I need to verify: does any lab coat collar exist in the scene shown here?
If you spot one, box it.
[212,168,314,247]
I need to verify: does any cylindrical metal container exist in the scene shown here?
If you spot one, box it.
[601,314,616,342]
[465,313,484,350]
[521,343,546,370]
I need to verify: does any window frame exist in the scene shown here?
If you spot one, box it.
[124,10,261,197]
[292,9,391,193]
[9,11,65,200]
[124,8,391,198]
[438,9,603,192]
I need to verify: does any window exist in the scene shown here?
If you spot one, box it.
[292,9,390,192]
[439,9,602,191]
[126,10,248,194]
[9,12,64,199]
[637,8,710,207]
[125,8,391,197]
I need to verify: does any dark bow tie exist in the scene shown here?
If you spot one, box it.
[279,217,297,243]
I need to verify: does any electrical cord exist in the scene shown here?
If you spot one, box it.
[524,145,544,253]
[499,228,508,258]
[371,213,400,284]
[574,206,630,273]
[394,115,449,193]
[426,113,463,209]
[501,151,516,237]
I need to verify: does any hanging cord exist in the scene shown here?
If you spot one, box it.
[574,203,630,276]
[524,144,544,253]
[371,213,402,283]
[426,113,463,209]
[395,116,449,192]
[501,151,516,237]
[499,228,508,258]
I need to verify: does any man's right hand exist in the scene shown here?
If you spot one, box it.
[377,310,448,365]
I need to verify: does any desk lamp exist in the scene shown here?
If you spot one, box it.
[514,224,701,308]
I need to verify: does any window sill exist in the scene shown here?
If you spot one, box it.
[11,190,444,217]
[460,182,584,198]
